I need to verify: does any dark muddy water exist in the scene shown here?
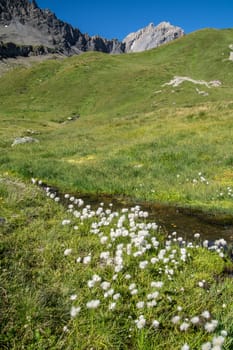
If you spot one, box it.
[41,183,233,244]
[80,194,233,243]
[56,186,233,244]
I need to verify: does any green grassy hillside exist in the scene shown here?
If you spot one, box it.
[1,29,233,350]
[1,175,232,349]
[1,29,233,212]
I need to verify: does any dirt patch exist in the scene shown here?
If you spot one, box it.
[66,155,96,164]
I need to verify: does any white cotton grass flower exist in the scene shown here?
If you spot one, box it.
[181,344,190,350]
[135,315,146,329]
[62,219,71,225]
[63,325,69,332]
[87,274,101,288]
[204,320,218,332]
[201,310,211,319]
[100,236,108,244]
[113,293,121,301]
[83,255,91,264]
[147,300,157,308]
[139,260,148,269]
[201,342,211,350]
[129,283,136,291]
[92,274,102,282]
[180,322,189,331]
[103,288,114,298]
[86,299,100,309]
[212,336,225,346]
[212,346,222,350]
[70,294,77,301]
[87,280,95,288]
[171,315,180,324]
[114,264,123,273]
[147,291,159,300]
[190,316,200,324]
[64,248,72,256]
[100,251,110,260]
[100,281,111,290]
[198,280,205,288]
[31,177,37,184]
[108,302,116,310]
[151,281,163,288]
[221,330,227,337]
[136,301,145,309]
[152,320,160,328]
[130,288,138,295]
[70,306,81,317]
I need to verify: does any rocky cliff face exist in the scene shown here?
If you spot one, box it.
[0,0,124,57]
[123,22,184,53]
[0,1,184,59]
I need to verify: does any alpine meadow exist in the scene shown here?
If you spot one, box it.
[1,27,233,350]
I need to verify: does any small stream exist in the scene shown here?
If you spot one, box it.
[77,194,233,244]
[41,182,233,244]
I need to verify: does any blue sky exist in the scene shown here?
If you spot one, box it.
[36,0,233,40]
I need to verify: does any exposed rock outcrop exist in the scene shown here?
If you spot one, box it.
[0,0,124,57]
[0,1,184,59]
[11,136,39,146]
[163,76,222,88]
[123,22,184,53]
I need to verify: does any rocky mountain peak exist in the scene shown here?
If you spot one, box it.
[123,21,184,53]
[0,0,124,57]
[0,1,184,59]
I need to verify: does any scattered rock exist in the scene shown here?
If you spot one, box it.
[11,136,39,147]
[123,22,184,53]
[196,88,209,96]
[208,80,222,87]
[163,76,222,88]
[228,45,233,61]
[67,115,80,121]
[0,217,6,225]
[26,129,40,135]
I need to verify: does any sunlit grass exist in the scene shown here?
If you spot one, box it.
[1,30,233,213]
[0,175,232,349]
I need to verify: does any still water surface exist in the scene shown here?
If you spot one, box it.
[66,192,233,244]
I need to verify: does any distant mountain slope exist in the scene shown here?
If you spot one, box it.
[123,22,184,53]
[1,28,233,212]
[0,28,233,120]
[0,0,183,58]
[0,0,124,57]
